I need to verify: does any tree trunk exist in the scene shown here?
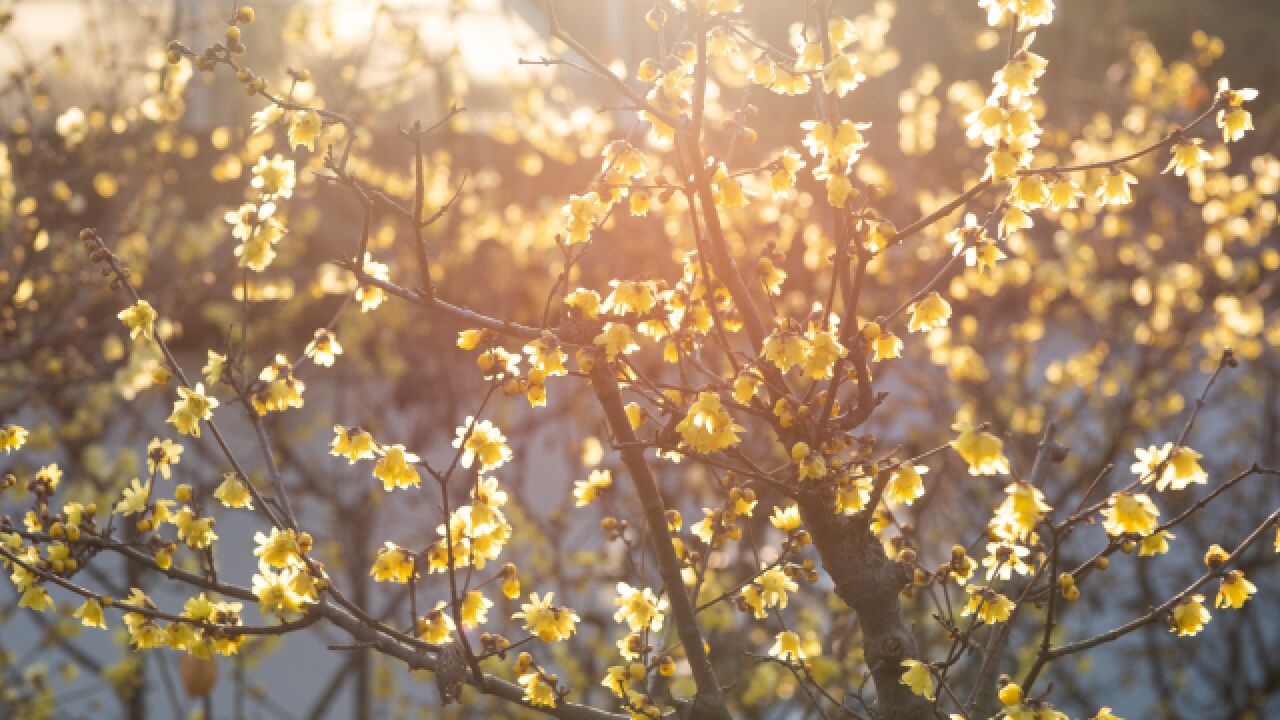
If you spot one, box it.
[799,498,934,720]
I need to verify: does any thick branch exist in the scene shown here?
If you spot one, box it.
[797,499,933,720]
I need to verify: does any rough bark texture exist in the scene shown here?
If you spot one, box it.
[799,497,934,720]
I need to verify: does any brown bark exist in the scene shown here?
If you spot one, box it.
[798,497,934,720]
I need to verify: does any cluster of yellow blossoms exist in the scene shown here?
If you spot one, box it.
[251,527,319,618]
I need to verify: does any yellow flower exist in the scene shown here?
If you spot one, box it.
[513,592,580,643]
[986,144,1026,181]
[115,477,151,516]
[460,591,493,629]
[999,205,1033,238]
[518,671,558,708]
[602,665,631,699]
[0,424,29,454]
[250,153,296,198]
[146,437,183,480]
[836,474,873,514]
[1215,570,1256,609]
[564,288,602,318]
[628,190,650,216]
[254,527,302,569]
[993,47,1048,103]
[251,103,283,133]
[769,630,806,663]
[19,585,52,612]
[34,464,62,492]
[886,464,928,506]
[1092,708,1123,720]
[305,329,343,367]
[763,328,810,373]
[803,326,847,380]
[977,0,1018,26]
[1165,140,1212,176]
[213,473,253,509]
[769,148,805,199]
[417,604,456,643]
[75,598,107,629]
[768,65,812,95]
[1203,543,1229,568]
[287,110,322,151]
[173,506,217,549]
[872,332,903,362]
[167,383,218,438]
[966,102,1007,145]
[373,444,421,491]
[770,504,802,532]
[202,350,226,386]
[983,541,1031,581]
[1139,530,1174,556]
[1170,594,1210,636]
[961,586,1014,624]
[951,423,1010,476]
[908,292,951,333]
[594,322,639,360]
[756,565,797,612]
[949,213,1006,271]
[731,373,760,406]
[614,582,667,633]
[118,300,158,341]
[994,481,1052,537]
[825,172,854,207]
[229,209,287,272]
[1216,78,1258,142]
[899,659,935,701]
[355,253,390,312]
[1096,170,1135,207]
[822,52,864,97]
[563,192,605,245]
[1164,445,1208,491]
[802,119,870,170]
[573,469,613,507]
[241,217,285,270]
[1102,492,1159,537]
[1018,0,1055,28]
[524,336,568,377]
[370,543,415,583]
[604,280,657,316]
[453,418,512,472]
[1048,178,1083,210]
[710,164,748,208]
[252,565,309,617]
[675,392,744,454]
[1010,174,1050,209]
[331,425,376,463]
[756,257,788,297]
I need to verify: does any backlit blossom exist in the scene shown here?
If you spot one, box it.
[769,631,806,663]
[118,300,158,341]
[908,292,951,332]
[1102,492,1160,537]
[899,659,935,701]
